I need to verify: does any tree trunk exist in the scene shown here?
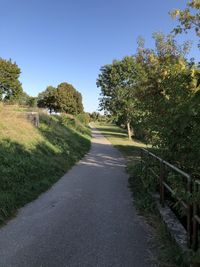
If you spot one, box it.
[127,122,132,140]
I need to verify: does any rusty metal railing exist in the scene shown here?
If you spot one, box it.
[140,148,193,248]
[192,179,200,250]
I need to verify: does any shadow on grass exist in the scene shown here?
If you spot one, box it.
[95,127,128,139]
[95,124,149,145]
[38,116,91,161]
[95,126,126,133]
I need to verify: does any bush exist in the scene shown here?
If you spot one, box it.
[76,113,90,125]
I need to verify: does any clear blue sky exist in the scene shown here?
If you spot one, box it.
[0,0,199,112]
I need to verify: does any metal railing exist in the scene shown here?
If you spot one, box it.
[192,179,200,250]
[140,148,193,248]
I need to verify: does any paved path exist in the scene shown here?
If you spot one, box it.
[0,128,155,267]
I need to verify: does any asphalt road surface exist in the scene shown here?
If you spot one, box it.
[0,127,155,267]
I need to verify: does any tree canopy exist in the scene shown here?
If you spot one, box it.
[97,56,140,139]
[37,86,58,113]
[56,83,83,114]
[171,0,200,47]
[97,32,200,174]
[37,83,83,115]
[0,58,23,102]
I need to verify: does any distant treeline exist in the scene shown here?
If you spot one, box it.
[0,58,84,116]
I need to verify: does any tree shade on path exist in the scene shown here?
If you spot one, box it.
[0,127,155,267]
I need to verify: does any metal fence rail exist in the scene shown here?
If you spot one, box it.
[140,148,194,249]
[193,179,200,250]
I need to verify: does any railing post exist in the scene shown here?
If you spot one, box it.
[144,151,149,180]
[160,160,165,207]
[140,149,143,174]
[187,176,192,248]
[192,181,198,251]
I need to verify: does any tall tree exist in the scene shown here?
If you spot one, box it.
[37,86,57,113]
[56,83,83,115]
[133,33,200,171]
[97,56,140,139]
[0,58,23,102]
[37,83,84,115]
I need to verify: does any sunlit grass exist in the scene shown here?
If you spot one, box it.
[0,105,91,224]
[94,121,186,267]
[94,122,148,164]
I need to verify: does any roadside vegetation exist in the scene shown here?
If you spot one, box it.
[0,0,200,264]
[96,2,200,264]
[0,38,92,225]
[95,122,189,267]
[0,104,91,225]
[97,1,200,178]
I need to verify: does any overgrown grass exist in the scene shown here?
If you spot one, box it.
[95,122,189,267]
[0,105,91,224]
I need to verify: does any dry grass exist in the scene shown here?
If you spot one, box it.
[0,105,43,146]
[0,104,91,224]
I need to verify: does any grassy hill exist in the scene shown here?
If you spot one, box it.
[0,104,91,224]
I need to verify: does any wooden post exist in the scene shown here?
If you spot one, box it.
[192,182,198,251]
[144,151,149,180]
[160,161,165,207]
[187,176,192,248]
[192,192,198,250]
[140,149,143,174]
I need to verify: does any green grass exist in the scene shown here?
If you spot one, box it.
[94,122,148,164]
[95,122,189,267]
[0,106,91,224]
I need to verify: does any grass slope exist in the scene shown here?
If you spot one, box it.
[0,105,91,224]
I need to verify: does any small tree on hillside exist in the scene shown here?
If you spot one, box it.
[38,83,84,115]
[27,97,38,108]
[37,86,57,113]
[56,83,83,115]
[18,91,38,107]
[0,58,23,102]
[17,91,30,106]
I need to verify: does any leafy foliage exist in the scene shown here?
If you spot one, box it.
[56,83,83,114]
[18,91,37,107]
[37,83,84,115]
[171,0,200,47]
[97,57,142,139]
[37,86,58,113]
[90,111,101,121]
[0,58,23,102]
[97,32,200,175]
[76,113,90,125]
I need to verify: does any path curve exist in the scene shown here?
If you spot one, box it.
[0,127,155,267]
